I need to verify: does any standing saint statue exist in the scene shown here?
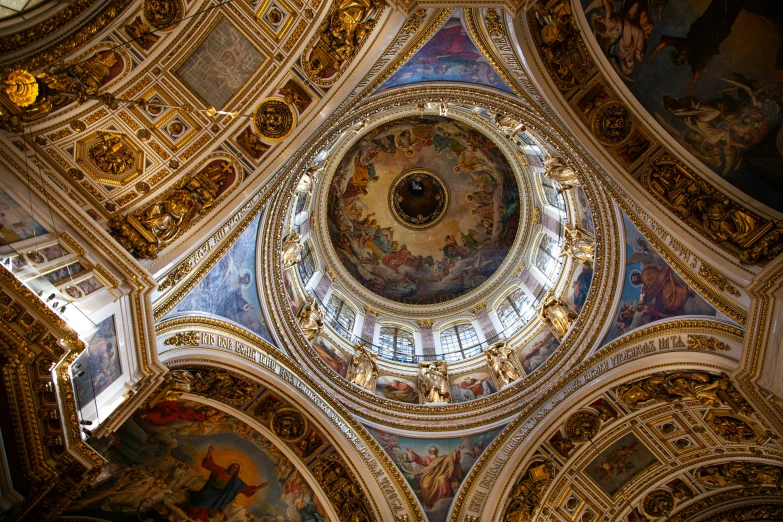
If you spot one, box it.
[281,231,304,270]
[543,157,580,191]
[418,360,450,404]
[559,224,594,267]
[537,291,577,340]
[297,296,324,341]
[347,342,378,390]
[486,341,520,387]
[294,165,321,195]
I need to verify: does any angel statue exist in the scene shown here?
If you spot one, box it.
[486,341,520,387]
[543,157,580,191]
[281,231,305,270]
[559,224,594,267]
[347,342,378,390]
[418,360,450,404]
[294,165,322,195]
[297,296,324,341]
[537,291,577,340]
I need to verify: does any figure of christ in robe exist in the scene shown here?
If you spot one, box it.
[342,155,377,199]
[182,446,268,522]
[631,264,691,317]
[406,445,464,510]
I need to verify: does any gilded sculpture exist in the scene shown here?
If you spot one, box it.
[146,369,194,409]
[347,342,378,390]
[642,157,783,264]
[504,460,553,522]
[536,291,576,340]
[543,157,580,191]
[529,1,593,91]
[687,334,730,352]
[486,341,520,387]
[707,413,758,443]
[563,411,600,443]
[281,231,305,270]
[87,133,135,175]
[695,462,783,489]
[302,0,384,84]
[418,360,450,404]
[314,458,373,521]
[297,296,324,341]
[616,372,752,414]
[559,224,594,267]
[190,368,258,405]
[294,166,321,195]
[108,161,231,259]
[270,407,308,442]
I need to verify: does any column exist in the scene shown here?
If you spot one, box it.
[418,319,436,360]
[471,301,497,341]
[361,306,378,343]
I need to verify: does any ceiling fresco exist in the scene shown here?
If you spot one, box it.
[578,0,783,212]
[326,115,520,305]
[380,12,512,93]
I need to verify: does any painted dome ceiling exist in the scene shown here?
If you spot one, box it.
[326,115,520,305]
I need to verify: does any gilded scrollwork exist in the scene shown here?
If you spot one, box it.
[699,263,741,297]
[108,161,232,259]
[687,334,730,352]
[163,331,200,346]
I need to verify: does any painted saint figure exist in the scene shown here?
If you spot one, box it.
[182,445,268,522]
[405,445,464,510]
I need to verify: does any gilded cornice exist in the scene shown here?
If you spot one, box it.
[155,318,425,522]
[0,0,100,54]
[667,488,783,522]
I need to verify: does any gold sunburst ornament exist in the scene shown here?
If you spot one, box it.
[3,70,38,107]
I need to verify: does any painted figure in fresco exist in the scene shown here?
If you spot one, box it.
[593,439,639,479]
[520,333,560,374]
[181,445,268,521]
[572,266,594,311]
[589,0,652,75]
[377,378,419,403]
[405,445,464,510]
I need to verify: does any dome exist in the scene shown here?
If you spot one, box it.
[326,115,520,305]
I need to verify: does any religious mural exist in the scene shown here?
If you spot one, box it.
[574,186,594,234]
[73,315,122,407]
[449,371,497,403]
[375,375,420,404]
[66,399,330,521]
[367,426,504,522]
[282,269,303,316]
[602,213,716,346]
[312,335,350,378]
[0,188,47,244]
[585,432,659,496]
[517,330,560,374]
[579,0,783,211]
[170,214,275,345]
[382,13,512,92]
[567,265,593,313]
[327,116,520,305]
[175,17,266,109]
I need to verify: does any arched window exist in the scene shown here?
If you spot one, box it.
[379,327,415,363]
[534,234,561,282]
[326,294,355,340]
[440,324,481,362]
[297,241,316,283]
[497,289,535,333]
[539,172,566,211]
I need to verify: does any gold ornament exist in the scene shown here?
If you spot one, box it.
[504,460,553,522]
[536,291,576,340]
[687,334,730,352]
[418,360,450,404]
[543,156,580,191]
[297,296,324,341]
[592,101,633,146]
[641,490,675,518]
[559,224,594,267]
[270,407,308,442]
[486,341,520,387]
[253,97,296,142]
[563,411,600,443]
[143,0,183,30]
[4,70,38,107]
[347,343,378,390]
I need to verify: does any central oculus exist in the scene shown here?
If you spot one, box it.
[389,169,449,230]
[327,115,520,305]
